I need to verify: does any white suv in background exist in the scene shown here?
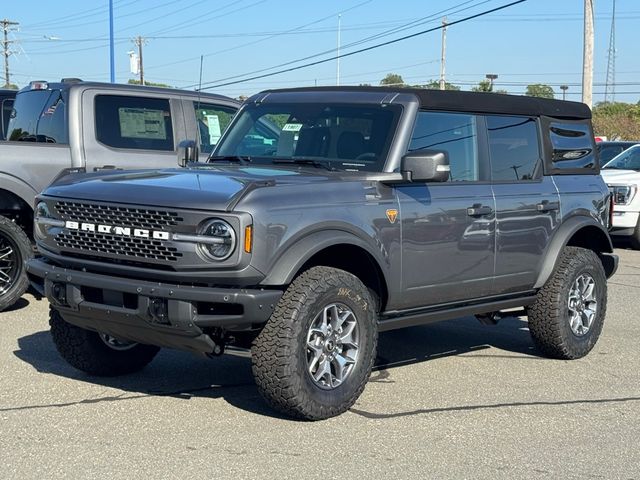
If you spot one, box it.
[601,144,640,248]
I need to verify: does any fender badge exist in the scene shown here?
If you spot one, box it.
[386,209,398,224]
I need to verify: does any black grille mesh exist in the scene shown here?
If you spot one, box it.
[56,231,182,262]
[55,201,183,230]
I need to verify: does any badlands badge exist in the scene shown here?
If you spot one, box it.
[386,209,398,224]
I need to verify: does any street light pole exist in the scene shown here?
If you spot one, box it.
[109,0,115,83]
[486,73,498,92]
[336,14,341,86]
[560,85,569,100]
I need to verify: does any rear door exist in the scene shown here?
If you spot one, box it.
[396,110,495,309]
[487,114,560,294]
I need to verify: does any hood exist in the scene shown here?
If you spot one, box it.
[601,169,640,184]
[43,166,333,211]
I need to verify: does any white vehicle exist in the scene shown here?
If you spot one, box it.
[601,144,640,248]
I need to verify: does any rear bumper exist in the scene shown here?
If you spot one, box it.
[27,258,282,355]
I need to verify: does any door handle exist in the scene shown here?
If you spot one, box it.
[466,204,493,217]
[536,201,559,212]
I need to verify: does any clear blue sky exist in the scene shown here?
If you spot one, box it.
[3,0,639,103]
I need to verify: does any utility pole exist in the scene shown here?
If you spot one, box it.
[1,19,18,88]
[336,14,341,86]
[486,74,498,92]
[582,0,594,107]
[133,36,146,85]
[439,17,447,90]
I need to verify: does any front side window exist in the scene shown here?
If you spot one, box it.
[194,102,236,154]
[95,95,174,151]
[548,121,595,170]
[487,115,540,181]
[409,111,479,182]
[1,98,14,140]
[7,89,68,143]
[215,103,401,172]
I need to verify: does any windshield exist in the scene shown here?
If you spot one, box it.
[603,145,640,170]
[213,102,402,171]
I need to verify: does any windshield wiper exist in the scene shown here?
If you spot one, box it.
[272,158,336,171]
[208,155,252,164]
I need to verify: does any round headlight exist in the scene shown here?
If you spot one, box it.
[34,201,52,240]
[198,219,236,261]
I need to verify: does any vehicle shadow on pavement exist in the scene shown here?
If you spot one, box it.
[11,314,538,418]
[2,297,31,313]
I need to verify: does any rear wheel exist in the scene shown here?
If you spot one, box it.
[528,246,607,359]
[0,215,32,312]
[251,266,377,420]
[49,308,160,376]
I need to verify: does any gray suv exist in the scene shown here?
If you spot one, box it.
[27,87,617,420]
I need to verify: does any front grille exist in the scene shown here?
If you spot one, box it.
[55,201,183,230]
[56,230,182,262]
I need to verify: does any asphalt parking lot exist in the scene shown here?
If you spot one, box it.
[1,246,639,479]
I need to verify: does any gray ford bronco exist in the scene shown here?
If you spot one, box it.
[27,87,618,420]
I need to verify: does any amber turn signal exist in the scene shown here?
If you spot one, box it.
[244,225,253,253]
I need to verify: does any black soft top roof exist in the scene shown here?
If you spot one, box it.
[260,86,591,120]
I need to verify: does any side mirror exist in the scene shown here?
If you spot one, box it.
[401,150,450,182]
[177,139,199,167]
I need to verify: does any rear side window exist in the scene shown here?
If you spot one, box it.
[409,111,479,182]
[95,95,174,151]
[486,115,540,181]
[548,122,596,170]
[6,89,68,144]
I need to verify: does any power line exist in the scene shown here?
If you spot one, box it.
[182,0,493,88]
[198,0,528,91]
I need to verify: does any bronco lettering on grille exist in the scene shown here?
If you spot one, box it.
[64,221,170,240]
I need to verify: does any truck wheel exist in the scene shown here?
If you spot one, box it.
[49,308,160,376]
[251,266,377,420]
[0,215,32,312]
[528,246,607,360]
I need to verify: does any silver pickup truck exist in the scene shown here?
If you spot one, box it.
[0,79,239,310]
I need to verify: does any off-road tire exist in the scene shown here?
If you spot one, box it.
[251,266,378,420]
[49,308,160,376]
[528,246,607,359]
[0,215,32,312]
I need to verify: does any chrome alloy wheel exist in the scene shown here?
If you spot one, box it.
[0,234,18,296]
[99,333,138,351]
[568,273,598,336]
[306,303,360,390]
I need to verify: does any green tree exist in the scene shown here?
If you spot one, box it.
[127,79,173,88]
[3,82,19,90]
[418,79,461,91]
[471,79,507,94]
[380,73,405,87]
[526,83,555,99]
[592,101,640,140]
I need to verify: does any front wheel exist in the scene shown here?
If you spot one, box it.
[528,246,607,359]
[0,215,33,312]
[49,309,160,376]
[251,266,378,420]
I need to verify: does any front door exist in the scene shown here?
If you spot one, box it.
[396,110,495,309]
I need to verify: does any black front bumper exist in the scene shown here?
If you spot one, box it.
[27,258,283,355]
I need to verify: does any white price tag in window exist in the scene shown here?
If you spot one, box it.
[282,123,303,132]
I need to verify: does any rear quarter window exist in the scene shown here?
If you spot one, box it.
[545,119,597,173]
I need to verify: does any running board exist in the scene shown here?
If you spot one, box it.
[378,293,537,332]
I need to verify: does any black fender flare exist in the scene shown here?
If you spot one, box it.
[260,229,390,287]
[534,216,614,289]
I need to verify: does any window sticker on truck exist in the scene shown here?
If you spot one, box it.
[118,107,167,140]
